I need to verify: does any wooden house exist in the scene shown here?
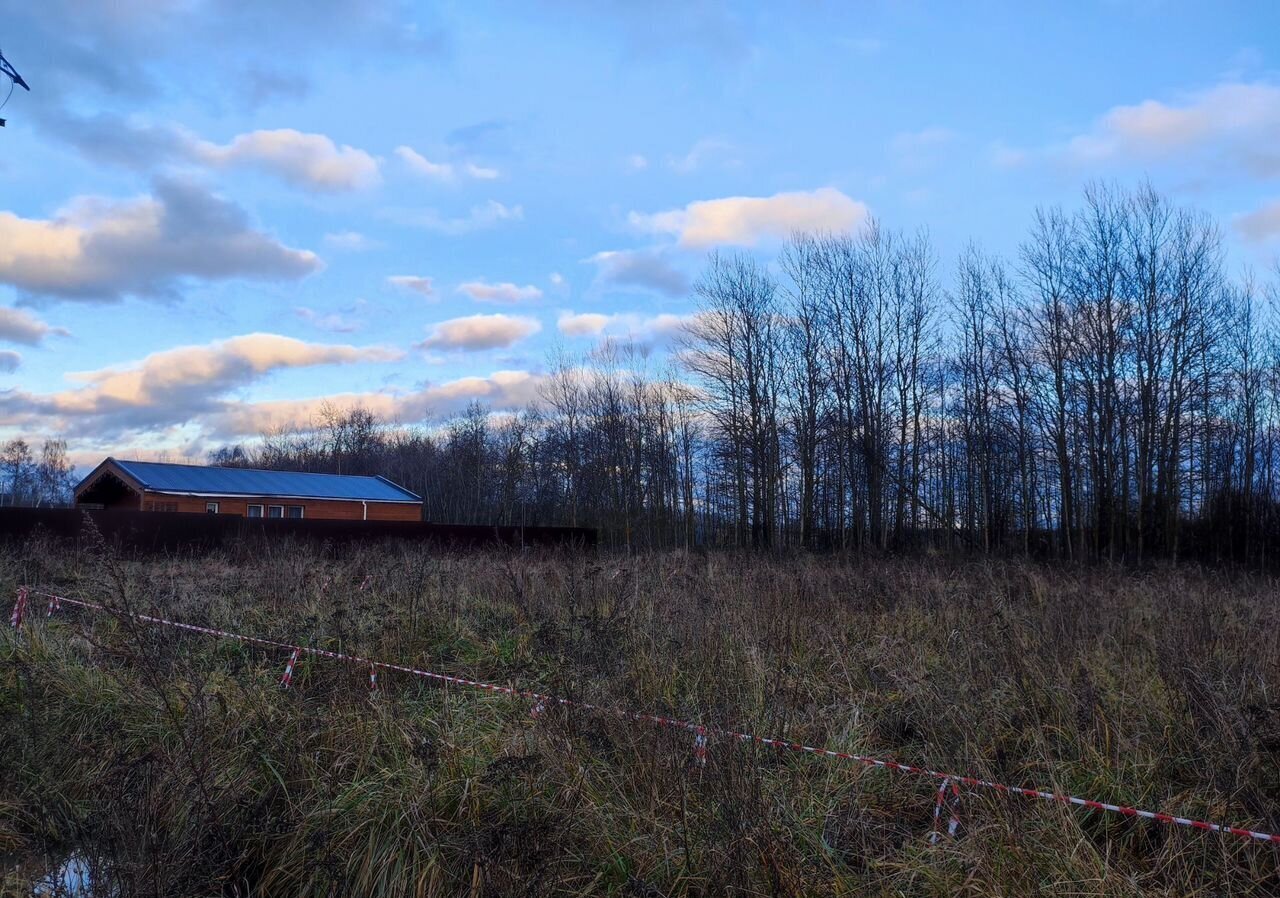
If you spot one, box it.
[74,458,423,522]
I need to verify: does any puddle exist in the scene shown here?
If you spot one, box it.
[3,850,115,897]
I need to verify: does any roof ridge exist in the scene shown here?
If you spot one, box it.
[117,458,385,480]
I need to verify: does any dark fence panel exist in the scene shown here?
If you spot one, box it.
[0,507,596,553]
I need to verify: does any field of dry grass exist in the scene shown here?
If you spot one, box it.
[1,537,1278,896]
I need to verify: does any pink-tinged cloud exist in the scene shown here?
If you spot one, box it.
[0,179,320,301]
[191,128,381,191]
[630,187,870,247]
[457,280,543,303]
[419,313,541,350]
[1065,81,1280,176]
[0,333,400,438]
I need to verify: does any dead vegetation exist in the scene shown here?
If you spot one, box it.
[1,539,1278,896]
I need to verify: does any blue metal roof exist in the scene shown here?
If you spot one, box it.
[103,458,421,503]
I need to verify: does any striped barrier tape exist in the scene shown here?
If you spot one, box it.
[9,586,27,630]
[279,647,303,689]
[930,777,961,844]
[14,586,1280,847]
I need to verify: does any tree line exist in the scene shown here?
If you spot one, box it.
[0,438,75,507]
[208,183,1280,561]
[18,181,1277,561]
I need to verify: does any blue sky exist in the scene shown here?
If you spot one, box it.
[2,1,1279,466]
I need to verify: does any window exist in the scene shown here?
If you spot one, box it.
[268,505,284,518]
[286,505,305,519]
[247,504,264,518]
[148,501,177,512]
[205,502,219,514]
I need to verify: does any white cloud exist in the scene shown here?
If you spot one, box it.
[34,114,381,193]
[0,333,400,438]
[630,187,870,247]
[557,312,612,336]
[207,370,545,438]
[586,248,689,296]
[1236,198,1280,243]
[418,313,541,350]
[626,154,650,172]
[1064,81,1280,176]
[0,307,69,345]
[549,272,566,288]
[457,280,543,304]
[464,162,501,180]
[557,310,694,346]
[294,305,364,333]
[0,351,19,373]
[395,145,500,182]
[323,231,376,251]
[0,179,321,301]
[387,275,436,298]
[668,138,738,174]
[190,128,381,191]
[989,142,1029,170]
[393,200,523,235]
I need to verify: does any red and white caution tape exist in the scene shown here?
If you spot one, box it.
[9,586,27,630]
[279,647,302,689]
[693,725,709,768]
[16,586,1280,847]
[930,777,961,844]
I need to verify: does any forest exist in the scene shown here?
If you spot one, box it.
[200,184,1280,563]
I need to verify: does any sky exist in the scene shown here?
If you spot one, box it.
[2,0,1280,468]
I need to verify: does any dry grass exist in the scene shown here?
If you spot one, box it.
[1,537,1278,896]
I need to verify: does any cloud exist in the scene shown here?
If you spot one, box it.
[989,142,1029,170]
[32,113,382,192]
[557,312,613,336]
[0,351,19,373]
[1064,81,1280,176]
[445,120,511,154]
[0,333,400,438]
[387,275,436,298]
[391,200,524,235]
[557,310,694,348]
[0,307,69,345]
[323,231,376,251]
[0,179,321,301]
[207,369,545,438]
[33,110,191,170]
[626,154,650,172]
[586,248,689,296]
[630,187,869,247]
[8,0,446,110]
[294,304,365,333]
[1236,198,1280,242]
[457,281,544,304]
[395,145,500,182]
[240,67,311,108]
[668,138,738,174]
[419,313,541,350]
[190,129,381,191]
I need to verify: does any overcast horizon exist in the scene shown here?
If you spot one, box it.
[3,1,1280,469]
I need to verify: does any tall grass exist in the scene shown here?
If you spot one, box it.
[1,538,1278,896]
